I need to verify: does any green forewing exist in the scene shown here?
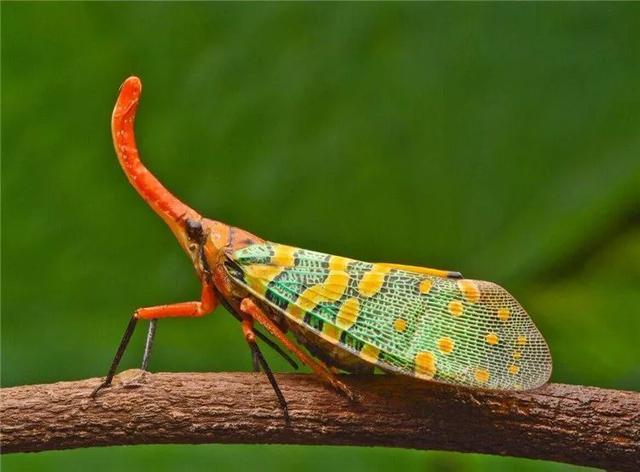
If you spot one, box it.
[226,242,552,391]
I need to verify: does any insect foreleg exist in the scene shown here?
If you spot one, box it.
[90,315,138,397]
[140,319,157,372]
[134,282,217,320]
[91,282,216,398]
[113,319,159,389]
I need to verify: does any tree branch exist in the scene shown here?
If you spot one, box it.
[1,370,638,470]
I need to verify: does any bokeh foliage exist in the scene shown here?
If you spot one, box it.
[2,3,639,471]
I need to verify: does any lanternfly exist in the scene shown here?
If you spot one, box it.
[92,77,552,423]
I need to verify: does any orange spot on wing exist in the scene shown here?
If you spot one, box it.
[508,365,520,375]
[437,337,455,354]
[497,307,510,321]
[393,318,407,333]
[474,368,490,384]
[448,300,463,317]
[419,279,433,294]
[485,332,499,345]
[414,351,437,379]
[457,280,480,303]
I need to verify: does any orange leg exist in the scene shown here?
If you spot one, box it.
[239,298,354,400]
[91,283,217,397]
[135,283,217,319]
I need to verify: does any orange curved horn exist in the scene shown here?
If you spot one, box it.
[111,76,200,229]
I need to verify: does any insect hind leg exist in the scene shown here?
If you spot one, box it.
[240,318,290,423]
[217,295,299,370]
[251,347,261,372]
[239,297,355,401]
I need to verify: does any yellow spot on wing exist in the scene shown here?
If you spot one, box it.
[474,368,490,384]
[359,265,390,297]
[448,300,463,317]
[512,350,522,360]
[437,337,455,354]
[393,318,407,333]
[287,304,304,320]
[329,255,350,271]
[418,279,433,294]
[297,297,316,312]
[245,265,284,294]
[497,307,510,321]
[414,351,437,379]
[360,344,380,363]
[508,365,520,375]
[485,332,499,345]
[291,270,350,320]
[336,298,360,330]
[457,280,481,303]
[271,245,296,267]
[246,264,284,281]
[321,271,349,298]
[322,323,341,343]
[516,335,527,346]
[301,271,349,305]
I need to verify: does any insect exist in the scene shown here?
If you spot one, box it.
[92,76,552,422]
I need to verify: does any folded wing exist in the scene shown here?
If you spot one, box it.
[226,242,552,390]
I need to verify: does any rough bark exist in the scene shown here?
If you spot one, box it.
[1,370,638,470]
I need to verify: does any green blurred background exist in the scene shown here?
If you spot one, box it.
[2,3,639,471]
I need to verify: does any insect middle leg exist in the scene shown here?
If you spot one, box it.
[239,298,354,401]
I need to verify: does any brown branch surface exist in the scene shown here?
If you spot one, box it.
[1,370,638,470]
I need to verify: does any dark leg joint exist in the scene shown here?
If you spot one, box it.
[224,306,298,370]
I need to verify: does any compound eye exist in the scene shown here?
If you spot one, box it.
[185,218,203,242]
[188,243,198,252]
